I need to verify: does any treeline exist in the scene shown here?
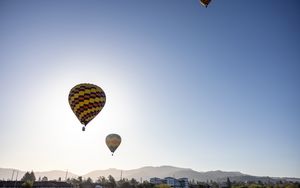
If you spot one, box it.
[20,171,300,188]
[21,172,157,188]
[66,175,155,188]
[190,178,300,188]
[63,175,300,188]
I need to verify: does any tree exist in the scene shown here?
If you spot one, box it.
[119,181,131,188]
[68,178,80,188]
[227,177,232,188]
[78,176,83,183]
[22,180,33,188]
[21,171,36,182]
[286,183,300,188]
[81,177,94,188]
[86,177,93,184]
[130,178,139,188]
[210,181,219,188]
[138,181,154,188]
[42,176,48,181]
[108,175,116,188]
[96,176,107,185]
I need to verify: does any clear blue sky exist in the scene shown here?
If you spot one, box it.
[0,0,299,178]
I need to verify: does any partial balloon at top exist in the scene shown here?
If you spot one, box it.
[199,0,211,8]
[68,83,106,131]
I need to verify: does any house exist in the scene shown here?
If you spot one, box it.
[178,178,188,188]
[149,177,189,188]
[165,177,180,187]
[150,177,164,185]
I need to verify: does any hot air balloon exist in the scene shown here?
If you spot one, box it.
[106,134,121,156]
[200,0,211,8]
[68,83,106,131]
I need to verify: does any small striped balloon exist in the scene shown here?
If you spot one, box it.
[68,83,106,130]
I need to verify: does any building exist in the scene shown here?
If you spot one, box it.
[149,177,189,188]
[178,178,188,188]
[150,177,164,185]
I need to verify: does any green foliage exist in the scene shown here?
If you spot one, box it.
[86,177,93,184]
[138,181,154,188]
[80,177,94,188]
[119,181,131,188]
[117,178,149,188]
[227,181,300,188]
[283,182,300,188]
[154,184,171,188]
[21,171,36,182]
[42,176,48,181]
[227,178,232,188]
[63,174,300,188]
[249,184,264,188]
[108,175,117,188]
[96,176,108,185]
[78,176,83,183]
[130,178,139,187]
[210,181,219,188]
[22,180,33,188]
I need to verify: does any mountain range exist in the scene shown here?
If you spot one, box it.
[1,166,299,183]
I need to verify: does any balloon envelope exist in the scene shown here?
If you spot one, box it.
[106,134,122,154]
[68,83,106,127]
[200,0,211,7]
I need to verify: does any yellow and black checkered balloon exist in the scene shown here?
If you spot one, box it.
[68,83,106,127]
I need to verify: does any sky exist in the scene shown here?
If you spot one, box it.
[0,0,300,178]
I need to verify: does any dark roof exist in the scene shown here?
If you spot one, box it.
[0,181,23,187]
[0,181,73,188]
[33,181,73,187]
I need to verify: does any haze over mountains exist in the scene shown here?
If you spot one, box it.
[1,166,299,183]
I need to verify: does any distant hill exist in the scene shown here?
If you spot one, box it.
[0,168,77,181]
[83,166,244,182]
[1,166,299,183]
